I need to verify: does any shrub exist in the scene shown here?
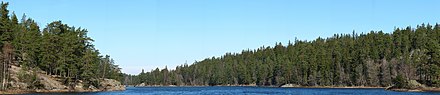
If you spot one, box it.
[392,74,407,88]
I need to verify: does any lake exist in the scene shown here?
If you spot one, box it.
[26,86,440,95]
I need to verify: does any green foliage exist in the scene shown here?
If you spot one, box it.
[0,2,122,90]
[392,74,407,88]
[17,67,43,89]
[126,24,440,87]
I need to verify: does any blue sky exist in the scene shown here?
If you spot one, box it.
[4,0,440,75]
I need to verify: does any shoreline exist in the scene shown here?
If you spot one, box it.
[0,88,126,94]
[134,85,386,89]
[277,84,384,89]
[386,87,440,92]
[6,85,438,94]
[134,85,440,92]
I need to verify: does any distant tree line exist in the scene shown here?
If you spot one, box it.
[126,24,440,87]
[0,2,123,90]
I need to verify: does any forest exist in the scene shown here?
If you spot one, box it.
[0,2,123,90]
[126,24,440,87]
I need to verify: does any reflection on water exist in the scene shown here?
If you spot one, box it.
[26,86,440,95]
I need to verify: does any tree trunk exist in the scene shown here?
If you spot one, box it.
[2,60,5,90]
[102,62,106,79]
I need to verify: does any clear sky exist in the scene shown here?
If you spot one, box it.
[4,0,440,75]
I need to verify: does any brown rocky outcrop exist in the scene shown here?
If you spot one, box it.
[4,65,125,94]
[100,78,126,91]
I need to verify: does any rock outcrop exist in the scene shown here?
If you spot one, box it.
[407,80,426,89]
[136,83,145,87]
[6,65,125,93]
[37,73,67,90]
[100,79,126,91]
[385,80,440,92]
[279,84,300,87]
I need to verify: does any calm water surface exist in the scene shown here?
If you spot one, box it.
[26,86,440,95]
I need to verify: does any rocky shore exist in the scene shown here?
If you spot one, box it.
[133,83,386,89]
[134,83,259,87]
[385,85,440,92]
[384,80,440,92]
[279,84,385,89]
[0,65,125,94]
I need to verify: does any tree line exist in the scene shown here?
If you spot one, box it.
[127,24,440,87]
[0,2,123,90]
